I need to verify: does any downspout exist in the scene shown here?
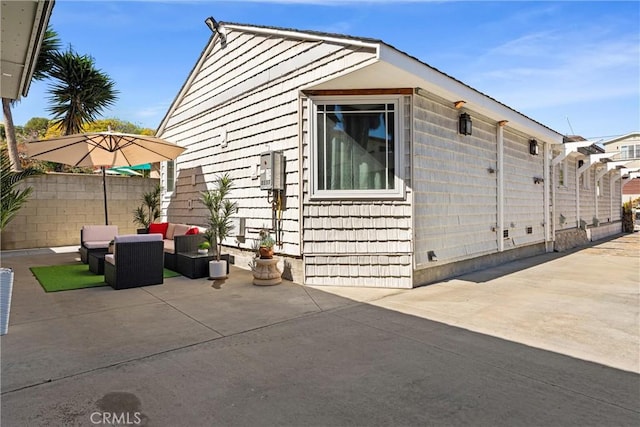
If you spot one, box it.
[543,141,551,251]
[497,122,505,252]
[298,94,306,283]
[576,161,582,227]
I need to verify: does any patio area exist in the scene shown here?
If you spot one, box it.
[1,248,355,393]
[1,237,638,426]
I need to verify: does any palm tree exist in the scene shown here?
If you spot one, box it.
[2,28,60,171]
[47,49,118,135]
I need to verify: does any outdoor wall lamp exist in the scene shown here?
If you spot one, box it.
[458,113,472,136]
[529,139,539,155]
[205,16,227,48]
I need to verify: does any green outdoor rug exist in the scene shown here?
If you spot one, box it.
[30,264,181,292]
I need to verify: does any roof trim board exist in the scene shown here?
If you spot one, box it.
[157,21,564,144]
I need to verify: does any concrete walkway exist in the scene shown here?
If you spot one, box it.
[314,232,640,373]
[1,234,638,426]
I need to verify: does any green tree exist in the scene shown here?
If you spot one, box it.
[47,49,118,135]
[0,146,43,230]
[2,28,60,171]
[23,117,50,139]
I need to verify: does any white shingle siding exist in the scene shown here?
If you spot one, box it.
[159,29,378,257]
[554,155,578,230]
[413,93,499,267]
[159,24,622,289]
[301,95,414,288]
[502,130,545,246]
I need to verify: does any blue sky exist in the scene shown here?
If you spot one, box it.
[12,0,640,140]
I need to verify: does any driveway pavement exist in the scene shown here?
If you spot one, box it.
[0,234,638,426]
[314,232,640,374]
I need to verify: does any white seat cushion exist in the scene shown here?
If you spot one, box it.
[105,254,115,265]
[84,240,112,249]
[163,239,175,254]
[82,225,118,243]
[172,223,191,238]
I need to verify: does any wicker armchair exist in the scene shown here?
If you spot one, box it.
[104,234,164,290]
[79,225,118,264]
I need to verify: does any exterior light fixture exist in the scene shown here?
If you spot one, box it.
[458,113,472,136]
[205,16,227,48]
[529,139,539,155]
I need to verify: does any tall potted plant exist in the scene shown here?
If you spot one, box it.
[1,146,42,334]
[132,184,160,233]
[201,173,238,279]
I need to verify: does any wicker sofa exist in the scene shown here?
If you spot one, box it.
[79,225,118,264]
[147,222,206,271]
[104,234,164,289]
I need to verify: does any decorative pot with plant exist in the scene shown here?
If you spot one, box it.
[198,241,211,255]
[201,173,238,279]
[1,146,42,335]
[258,228,275,259]
[132,184,161,233]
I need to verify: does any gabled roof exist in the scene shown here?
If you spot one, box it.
[599,132,640,146]
[158,20,564,143]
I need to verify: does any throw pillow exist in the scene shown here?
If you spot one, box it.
[148,222,169,239]
[186,227,199,235]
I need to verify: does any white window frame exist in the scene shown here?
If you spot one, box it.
[558,159,567,188]
[163,159,176,197]
[309,95,405,200]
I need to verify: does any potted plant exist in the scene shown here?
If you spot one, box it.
[198,241,211,255]
[258,229,276,259]
[132,184,161,233]
[200,173,238,279]
[1,146,42,335]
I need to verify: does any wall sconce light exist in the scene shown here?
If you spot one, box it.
[427,251,438,262]
[459,113,472,136]
[533,177,544,184]
[529,139,539,155]
[578,159,584,168]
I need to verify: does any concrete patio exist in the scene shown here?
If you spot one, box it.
[1,234,638,426]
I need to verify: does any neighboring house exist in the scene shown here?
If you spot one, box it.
[622,178,640,205]
[601,132,640,170]
[600,132,640,203]
[157,21,624,288]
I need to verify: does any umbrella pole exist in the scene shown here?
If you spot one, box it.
[102,167,109,225]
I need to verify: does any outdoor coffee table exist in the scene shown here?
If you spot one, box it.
[88,252,106,275]
[176,252,215,279]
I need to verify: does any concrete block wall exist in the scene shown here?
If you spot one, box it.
[1,173,159,251]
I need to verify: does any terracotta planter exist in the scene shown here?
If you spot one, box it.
[259,246,274,259]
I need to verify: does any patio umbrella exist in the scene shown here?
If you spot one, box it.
[27,130,185,225]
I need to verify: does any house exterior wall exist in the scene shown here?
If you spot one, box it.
[158,24,623,289]
[411,91,552,285]
[301,95,414,288]
[579,167,597,227]
[158,28,379,283]
[502,129,546,248]
[412,92,498,269]
[553,155,578,230]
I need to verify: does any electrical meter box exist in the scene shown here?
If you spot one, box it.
[260,151,285,191]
